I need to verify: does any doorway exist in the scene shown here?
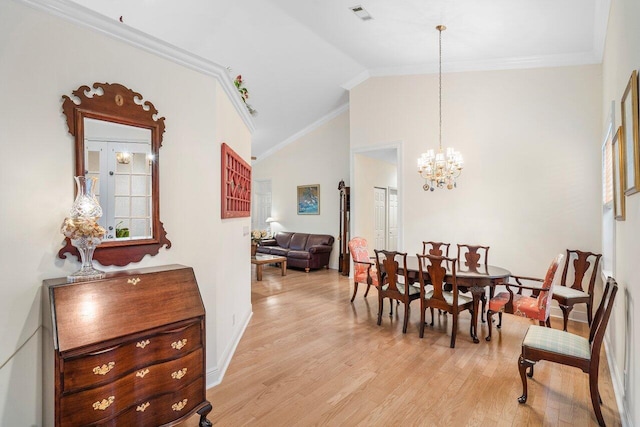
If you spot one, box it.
[351,143,402,252]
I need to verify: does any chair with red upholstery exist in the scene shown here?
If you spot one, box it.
[348,237,378,302]
[486,254,563,341]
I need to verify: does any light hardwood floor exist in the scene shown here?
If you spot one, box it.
[181,267,621,426]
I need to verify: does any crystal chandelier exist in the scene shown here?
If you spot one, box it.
[417,25,464,191]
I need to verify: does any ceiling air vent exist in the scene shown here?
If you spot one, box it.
[349,5,373,21]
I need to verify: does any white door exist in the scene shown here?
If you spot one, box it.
[374,187,387,250]
[388,188,398,251]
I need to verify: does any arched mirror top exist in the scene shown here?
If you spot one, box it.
[58,82,171,266]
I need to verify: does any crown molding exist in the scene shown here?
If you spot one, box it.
[17,0,255,133]
[341,70,371,90]
[253,103,349,164]
[369,51,601,78]
[593,0,612,62]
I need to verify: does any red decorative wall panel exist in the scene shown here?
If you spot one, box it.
[221,142,252,218]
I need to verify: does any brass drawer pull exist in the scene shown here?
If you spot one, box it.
[171,368,187,380]
[136,339,150,349]
[136,368,150,378]
[171,399,188,412]
[93,396,115,411]
[92,362,115,375]
[171,339,187,350]
[136,402,150,412]
[128,277,141,285]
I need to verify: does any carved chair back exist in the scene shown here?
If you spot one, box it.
[422,241,451,257]
[560,249,601,292]
[416,254,458,307]
[374,250,410,301]
[456,244,489,272]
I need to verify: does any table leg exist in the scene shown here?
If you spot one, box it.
[469,284,484,343]
[281,260,287,276]
[256,264,263,281]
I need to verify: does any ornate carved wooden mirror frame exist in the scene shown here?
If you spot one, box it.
[58,82,171,266]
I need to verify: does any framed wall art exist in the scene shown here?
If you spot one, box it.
[297,184,320,215]
[612,127,625,220]
[221,142,252,218]
[621,69,639,195]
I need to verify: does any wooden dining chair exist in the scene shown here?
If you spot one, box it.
[374,250,420,333]
[347,237,378,302]
[518,277,618,427]
[456,244,489,272]
[416,253,474,348]
[422,241,451,257]
[486,254,563,341]
[552,249,602,331]
[456,244,490,320]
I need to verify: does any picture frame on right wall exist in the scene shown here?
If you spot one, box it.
[612,126,625,220]
[621,69,639,195]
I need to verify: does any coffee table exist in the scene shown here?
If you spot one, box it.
[251,254,287,281]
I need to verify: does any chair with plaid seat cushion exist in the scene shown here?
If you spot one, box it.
[416,253,474,348]
[552,249,601,331]
[347,237,378,302]
[518,278,618,427]
[486,254,563,341]
[374,250,420,333]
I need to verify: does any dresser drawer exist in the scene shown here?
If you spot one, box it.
[60,348,203,426]
[62,321,202,393]
[92,376,206,427]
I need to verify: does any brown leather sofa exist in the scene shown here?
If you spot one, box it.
[257,231,334,272]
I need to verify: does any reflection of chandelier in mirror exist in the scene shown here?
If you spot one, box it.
[116,151,131,164]
[417,25,464,191]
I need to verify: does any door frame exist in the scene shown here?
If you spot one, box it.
[350,141,403,252]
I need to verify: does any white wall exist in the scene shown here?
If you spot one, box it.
[0,1,251,425]
[601,0,640,424]
[353,154,397,252]
[350,66,603,281]
[252,111,350,269]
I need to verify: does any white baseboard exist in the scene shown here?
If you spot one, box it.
[206,307,253,389]
[605,338,632,426]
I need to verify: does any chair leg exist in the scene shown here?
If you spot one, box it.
[518,355,534,404]
[350,281,359,302]
[389,299,394,316]
[364,283,371,298]
[587,302,593,327]
[430,307,435,326]
[450,311,458,348]
[469,309,474,338]
[377,296,383,326]
[497,312,503,329]
[420,305,426,338]
[559,304,572,331]
[402,304,410,333]
[589,370,605,426]
[486,310,494,341]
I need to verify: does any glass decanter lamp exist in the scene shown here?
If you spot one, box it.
[61,176,106,282]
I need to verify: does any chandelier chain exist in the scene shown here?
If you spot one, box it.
[416,24,463,191]
[439,26,442,151]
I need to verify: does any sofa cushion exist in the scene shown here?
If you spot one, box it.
[305,234,334,250]
[275,232,294,249]
[289,233,309,250]
[270,247,290,257]
[287,250,311,260]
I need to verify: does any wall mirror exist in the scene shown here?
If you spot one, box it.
[58,82,171,266]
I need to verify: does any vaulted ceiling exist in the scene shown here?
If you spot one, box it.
[64,0,609,159]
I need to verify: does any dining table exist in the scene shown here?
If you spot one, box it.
[404,256,511,343]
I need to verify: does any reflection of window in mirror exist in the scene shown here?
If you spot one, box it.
[84,118,152,241]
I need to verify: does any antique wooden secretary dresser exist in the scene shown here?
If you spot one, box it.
[42,264,212,426]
